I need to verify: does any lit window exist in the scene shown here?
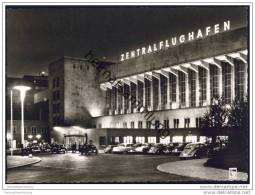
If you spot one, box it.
[199,67,207,105]
[210,65,219,100]
[235,59,245,100]
[189,70,196,107]
[138,121,143,128]
[185,136,197,143]
[160,75,167,108]
[152,77,159,110]
[172,136,183,143]
[160,136,170,144]
[136,136,145,144]
[148,136,156,143]
[145,79,151,107]
[169,73,177,102]
[222,62,232,104]
[130,121,135,128]
[179,72,186,106]
[124,136,133,143]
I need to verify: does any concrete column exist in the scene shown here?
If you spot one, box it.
[176,74,180,108]
[218,66,223,98]
[158,76,161,110]
[195,71,200,107]
[206,68,211,105]
[185,74,189,107]
[166,75,170,109]
[231,63,235,102]
[150,79,153,110]
[244,62,248,97]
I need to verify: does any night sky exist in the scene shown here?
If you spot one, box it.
[6,6,248,77]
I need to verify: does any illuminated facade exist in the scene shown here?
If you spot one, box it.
[49,25,248,148]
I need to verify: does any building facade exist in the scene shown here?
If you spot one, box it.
[49,24,248,148]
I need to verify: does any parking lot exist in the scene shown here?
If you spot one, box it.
[6,152,200,183]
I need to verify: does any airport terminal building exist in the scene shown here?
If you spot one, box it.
[49,20,248,148]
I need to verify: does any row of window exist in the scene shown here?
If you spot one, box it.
[10,127,47,135]
[109,135,217,144]
[72,63,89,71]
[99,117,202,129]
[52,90,60,101]
[105,60,246,113]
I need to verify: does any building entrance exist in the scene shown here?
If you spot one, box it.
[64,134,87,150]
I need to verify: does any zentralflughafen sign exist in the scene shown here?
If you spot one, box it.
[120,20,231,62]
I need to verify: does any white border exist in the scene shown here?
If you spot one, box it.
[0,1,254,193]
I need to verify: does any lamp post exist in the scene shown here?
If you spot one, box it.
[10,89,13,155]
[13,86,31,147]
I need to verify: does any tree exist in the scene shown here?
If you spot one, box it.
[201,96,229,129]
[228,97,249,128]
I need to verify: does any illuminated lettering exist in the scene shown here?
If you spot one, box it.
[153,44,157,51]
[224,20,230,31]
[214,24,220,34]
[159,41,164,50]
[206,26,211,36]
[179,35,185,43]
[120,54,125,61]
[147,45,152,53]
[188,32,194,41]
[130,50,136,58]
[120,20,232,61]
[126,52,129,60]
[142,47,146,55]
[196,29,203,39]
[165,39,170,48]
[136,48,141,56]
[171,37,177,46]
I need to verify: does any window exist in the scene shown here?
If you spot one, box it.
[169,73,177,102]
[98,123,102,128]
[199,67,207,105]
[185,136,197,143]
[152,77,159,110]
[130,83,136,112]
[160,75,167,108]
[31,127,37,134]
[137,81,144,108]
[172,136,183,143]
[199,136,207,143]
[111,87,117,111]
[80,65,82,70]
[222,62,232,104]
[99,136,106,145]
[53,78,55,88]
[73,64,76,69]
[114,137,120,144]
[184,118,190,128]
[117,85,123,113]
[130,121,135,128]
[160,136,170,144]
[164,120,169,129]
[122,122,127,128]
[148,136,156,143]
[106,88,111,109]
[123,84,130,113]
[189,70,196,107]
[155,120,160,129]
[124,136,133,143]
[13,126,16,134]
[146,121,151,129]
[136,136,145,144]
[235,59,245,100]
[138,121,143,128]
[196,117,202,128]
[179,72,186,106]
[24,127,28,134]
[145,79,151,107]
[56,77,59,87]
[173,119,179,128]
[210,65,219,99]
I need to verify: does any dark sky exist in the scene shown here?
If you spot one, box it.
[6,6,248,77]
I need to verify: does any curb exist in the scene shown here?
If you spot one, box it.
[7,157,41,169]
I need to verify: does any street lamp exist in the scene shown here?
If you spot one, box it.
[13,85,31,147]
[28,134,33,139]
[36,134,41,139]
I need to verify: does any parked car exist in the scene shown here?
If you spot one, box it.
[180,143,209,159]
[112,143,133,154]
[41,143,51,152]
[172,142,190,155]
[51,144,67,154]
[162,143,179,154]
[104,145,117,153]
[147,144,166,154]
[134,143,154,154]
[128,143,143,153]
[80,144,98,155]
[23,143,42,154]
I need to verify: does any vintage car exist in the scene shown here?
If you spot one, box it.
[104,145,117,153]
[80,144,98,155]
[171,142,190,155]
[147,144,166,154]
[112,143,133,154]
[180,143,208,159]
[51,144,67,154]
